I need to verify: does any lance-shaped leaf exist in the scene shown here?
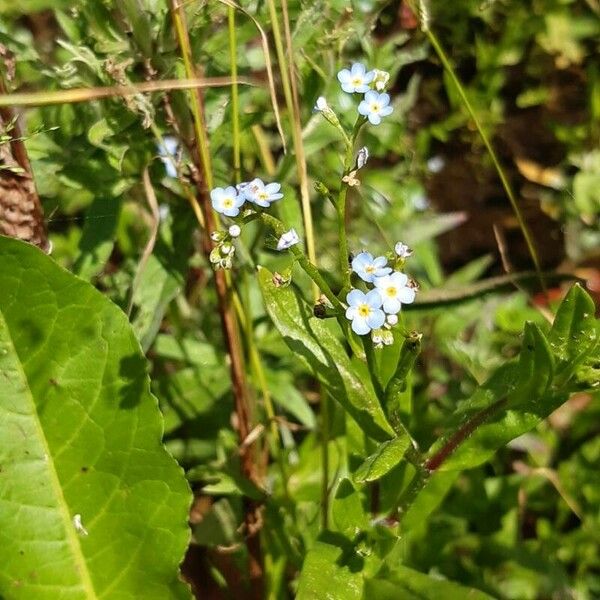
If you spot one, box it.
[428,323,559,472]
[258,266,393,441]
[548,283,598,385]
[353,436,411,485]
[0,236,192,599]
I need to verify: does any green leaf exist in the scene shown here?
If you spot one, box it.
[365,565,493,599]
[296,534,364,600]
[332,479,368,538]
[508,322,554,409]
[425,287,600,472]
[258,267,393,441]
[0,236,192,599]
[131,208,194,351]
[548,283,598,383]
[73,196,123,281]
[353,436,411,484]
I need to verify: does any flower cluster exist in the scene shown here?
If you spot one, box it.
[337,63,393,125]
[209,177,299,268]
[345,243,416,340]
[211,177,283,218]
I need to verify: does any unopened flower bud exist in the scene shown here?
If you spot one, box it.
[228,224,241,238]
[386,314,398,326]
[356,147,369,170]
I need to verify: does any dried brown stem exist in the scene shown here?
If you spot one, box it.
[0,74,48,252]
[168,1,262,593]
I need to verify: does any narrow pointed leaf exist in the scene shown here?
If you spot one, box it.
[0,236,192,600]
[258,266,393,441]
[354,436,411,484]
[548,283,599,383]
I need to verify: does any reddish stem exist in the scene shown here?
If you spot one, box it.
[425,398,507,472]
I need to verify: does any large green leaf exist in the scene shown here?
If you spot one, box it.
[0,236,192,599]
[257,266,393,441]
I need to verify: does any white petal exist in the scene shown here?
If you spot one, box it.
[398,287,416,304]
[365,289,383,308]
[351,316,371,336]
[337,69,352,83]
[351,252,372,271]
[351,63,366,76]
[368,113,381,125]
[383,298,401,314]
[391,272,408,286]
[379,93,390,106]
[363,90,378,103]
[265,182,281,193]
[346,289,366,307]
[210,187,225,201]
[380,105,394,117]
[366,308,385,329]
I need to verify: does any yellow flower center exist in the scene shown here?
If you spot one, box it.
[358,304,371,318]
[352,77,363,86]
[371,103,380,113]
[223,198,234,208]
[386,286,397,298]
[365,265,376,273]
[258,192,269,200]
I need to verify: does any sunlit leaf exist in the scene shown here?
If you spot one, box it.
[0,236,192,599]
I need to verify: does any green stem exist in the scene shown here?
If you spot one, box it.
[321,394,330,530]
[396,463,430,523]
[362,336,384,400]
[259,212,344,312]
[337,117,365,291]
[227,6,241,181]
[424,28,544,289]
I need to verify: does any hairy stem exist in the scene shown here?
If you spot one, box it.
[259,212,344,312]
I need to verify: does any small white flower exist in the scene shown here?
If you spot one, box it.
[158,204,170,222]
[314,96,328,112]
[221,243,233,256]
[358,91,393,125]
[427,156,445,173]
[351,251,392,283]
[394,242,413,259]
[243,178,284,208]
[356,146,369,170]
[371,69,390,92]
[386,314,398,326]
[228,224,241,238]
[373,271,416,314]
[345,289,386,336]
[211,230,224,242]
[210,186,245,217]
[158,136,179,178]
[277,228,300,251]
[337,63,375,94]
